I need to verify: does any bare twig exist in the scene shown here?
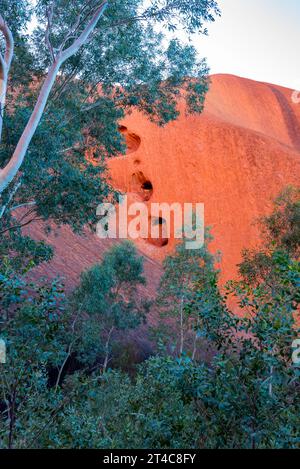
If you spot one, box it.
[54,312,81,392]
[0,216,43,236]
[10,201,36,212]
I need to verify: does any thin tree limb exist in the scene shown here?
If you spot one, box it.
[103,325,114,373]
[10,201,36,212]
[0,180,21,220]
[0,14,14,68]
[0,217,43,236]
[0,14,14,143]
[60,2,108,63]
[45,3,55,62]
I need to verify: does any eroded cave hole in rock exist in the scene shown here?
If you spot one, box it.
[147,216,169,247]
[119,125,141,154]
[141,180,153,201]
[130,172,153,201]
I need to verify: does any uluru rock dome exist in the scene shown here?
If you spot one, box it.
[26,74,300,288]
[107,74,300,282]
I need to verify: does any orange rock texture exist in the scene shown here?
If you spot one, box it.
[26,74,300,290]
[107,74,300,283]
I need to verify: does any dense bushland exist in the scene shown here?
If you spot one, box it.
[0,188,299,449]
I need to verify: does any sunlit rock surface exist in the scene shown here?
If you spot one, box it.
[26,74,300,291]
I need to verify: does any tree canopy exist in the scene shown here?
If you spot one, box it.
[0,0,219,268]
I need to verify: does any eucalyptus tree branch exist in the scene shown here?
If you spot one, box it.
[54,311,81,392]
[0,14,14,144]
[60,2,108,63]
[0,1,108,196]
[45,3,55,62]
[10,201,36,212]
[59,0,99,52]
[15,204,37,223]
[0,14,13,68]
[51,64,79,102]
[58,9,83,52]
[0,216,43,236]
[102,325,114,373]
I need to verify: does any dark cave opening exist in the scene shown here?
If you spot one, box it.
[141,180,153,200]
[147,216,169,247]
[141,181,153,191]
[130,172,153,201]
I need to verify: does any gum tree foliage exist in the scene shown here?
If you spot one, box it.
[0,0,220,269]
[71,241,149,371]
[239,186,300,287]
[32,245,300,450]
[0,190,299,449]
[218,256,300,448]
[155,229,228,358]
[50,194,299,449]
[0,241,148,448]
[35,357,202,449]
[199,189,300,448]
[0,258,70,449]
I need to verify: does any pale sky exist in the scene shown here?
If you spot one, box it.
[27,0,300,91]
[195,0,300,90]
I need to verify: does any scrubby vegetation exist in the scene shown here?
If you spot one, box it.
[0,189,299,449]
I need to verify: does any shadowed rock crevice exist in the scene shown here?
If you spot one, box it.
[269,86,300,151]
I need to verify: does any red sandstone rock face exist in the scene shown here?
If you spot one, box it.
[25,74,300,290]
[107,74,300,283]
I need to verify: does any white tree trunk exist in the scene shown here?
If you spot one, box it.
[0,14,14,144]
[0,71,8,143]
[0,61,60,194]
[0,2,108,196]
